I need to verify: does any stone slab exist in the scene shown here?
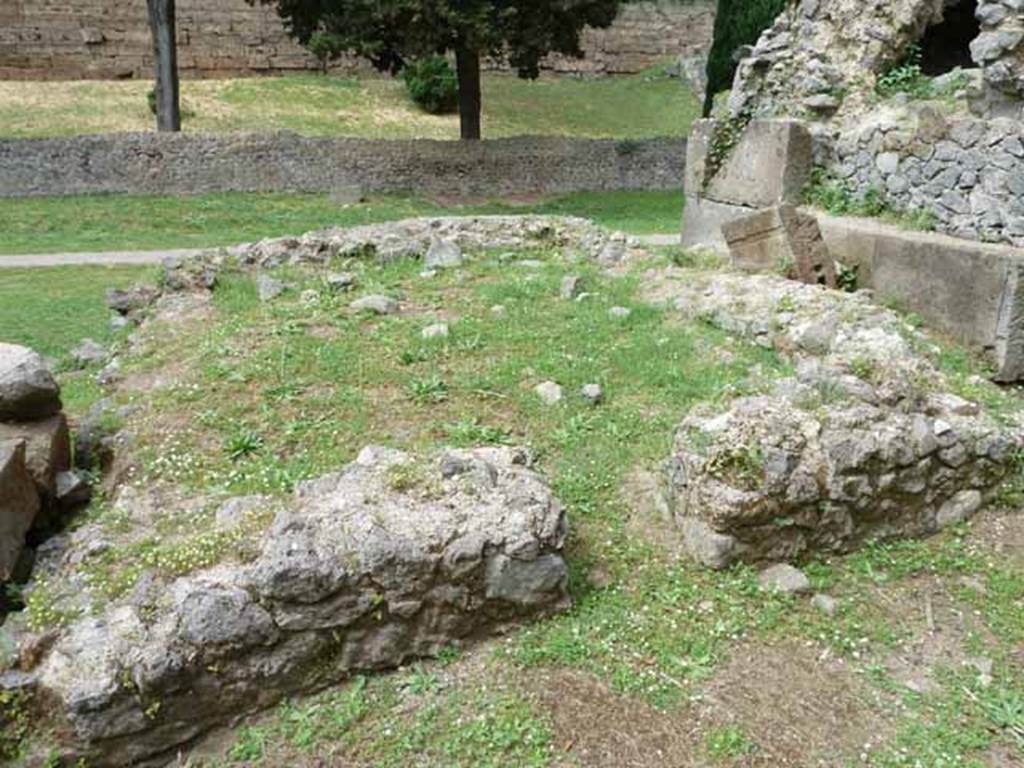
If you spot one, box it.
[0,441,40,581]
[723,205,836,287]
[684,119,814,209]
[0,413,71,512]
[681,195,756,252]
[814,211,1024,381]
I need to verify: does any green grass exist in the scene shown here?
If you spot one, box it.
[0,190,683,255]
[8,247,1023,766]
[0,70,699,140]
[0,265,156,413]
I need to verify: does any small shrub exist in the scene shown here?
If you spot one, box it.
[403,56,459,115]
[146,89,157,116]
[876,44,932,99]
[308,31,346,74]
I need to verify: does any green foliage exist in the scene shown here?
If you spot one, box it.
[803,168,938,232]
[876,44,931,99]
[307,31,346,73]
[702,111,751,187]
[403,56,459,114]
[705,725,757,760]
[225,430,265,461]
[704,0,787,113]
[266,0,623,135]
[146,88,157,116]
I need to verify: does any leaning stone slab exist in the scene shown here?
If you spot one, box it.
[657,272,1023,568]
[0,414,71,520]
[0,441,40,581]
[814,211,1024,382]
[0,343,61,422]
[28,445,569,765]
[723,205,836,287]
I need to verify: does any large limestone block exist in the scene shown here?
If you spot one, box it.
[0,441,40,580]
[814,211,1024,382]
[723,205,836,287]
[684,119,813,209]
[32,445,570,765]
[0,414,71,509]
[0,343,61,421]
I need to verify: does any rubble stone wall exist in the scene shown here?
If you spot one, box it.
[829,109,1024,246]
[0,133,686,199]
[0,0,715,80]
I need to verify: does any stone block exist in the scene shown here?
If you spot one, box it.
[0,414,71,512]
[0,441,40,581]
[681,195,755,252]
[685,119,814,209]
[723,205,836,287]
[814,211,1024,382]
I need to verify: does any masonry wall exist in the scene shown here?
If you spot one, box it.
[0,0,715,80]
[830,110,1024,247]
[0,134,686,199]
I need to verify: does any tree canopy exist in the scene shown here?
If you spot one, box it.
[259,0,622,139]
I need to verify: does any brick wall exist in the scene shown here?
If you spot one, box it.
[0,0,715,80]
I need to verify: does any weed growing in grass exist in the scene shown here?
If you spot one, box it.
[704,724,757,761]
[225,430,264,461]
[406,374,450,404]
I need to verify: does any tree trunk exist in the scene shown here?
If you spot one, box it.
[147,0,181,132]
[455,45,482,141]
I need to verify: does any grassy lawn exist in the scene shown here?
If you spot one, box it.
[0,190,683,254]
[0,70,699,141]
[9,251,1022,765]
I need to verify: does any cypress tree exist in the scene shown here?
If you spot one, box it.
[703,0,788,115]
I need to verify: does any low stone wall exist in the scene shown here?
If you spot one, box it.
[0,0,715,80]
[829,109,1024,247]
[0,134,686,199]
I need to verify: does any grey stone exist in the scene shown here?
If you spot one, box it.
[351,295,399,315]
[106,285,160,316]
[424,239,464,269]
[421,323,450,340]
[580,383,604,406]
[32,446,569,763]
[69,339,108,369]
[255,274,286,302]
[560,275,584,300]
[811,593,838,616]
[0,344,62,422]
[0,414,70,514]
[55,470,91,510]
[758,563,811,595]
[609,306,632,319]
[0,441,39,581]
[326,272,357,292]
[535,381,564,405]
[935,490,983,528]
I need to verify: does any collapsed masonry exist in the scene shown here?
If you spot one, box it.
[675,110,1024,568]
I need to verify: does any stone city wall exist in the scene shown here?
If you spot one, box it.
[0,133,686,199]
[0,0,715,80]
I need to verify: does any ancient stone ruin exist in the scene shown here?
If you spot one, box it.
[656,272,1019,568]
[0,344,86,583]
[32,445,568,765]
